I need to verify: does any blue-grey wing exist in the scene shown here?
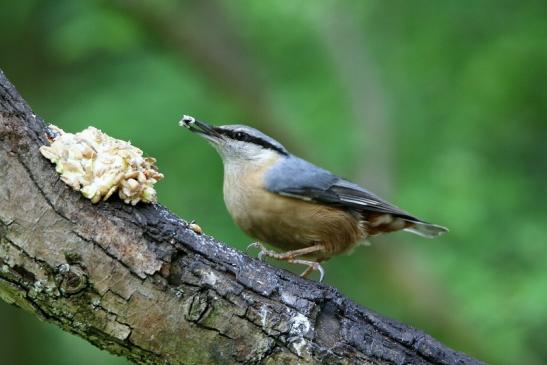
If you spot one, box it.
[264,156,418,220]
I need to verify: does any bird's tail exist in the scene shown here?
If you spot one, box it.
[404,221,448,238]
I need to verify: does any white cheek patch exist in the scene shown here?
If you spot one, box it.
[219,142,278,163]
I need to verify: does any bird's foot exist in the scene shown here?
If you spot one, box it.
[246,242,326,281]
[246,242,277,261]
[295,260,325,282]
[248,242,325,260]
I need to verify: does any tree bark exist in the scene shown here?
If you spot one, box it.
[0,69,483,365]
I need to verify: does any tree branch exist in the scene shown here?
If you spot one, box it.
[0,69,483,365]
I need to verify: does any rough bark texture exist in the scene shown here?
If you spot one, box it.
[0,69,484,365]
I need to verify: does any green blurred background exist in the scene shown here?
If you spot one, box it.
[1,1,545,364]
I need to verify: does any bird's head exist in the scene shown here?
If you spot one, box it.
[179,115,288,165]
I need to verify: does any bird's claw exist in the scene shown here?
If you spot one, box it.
[246,242,268,261]
[296,260,325,282]
[246,241,262,252]
[315,263,325,283]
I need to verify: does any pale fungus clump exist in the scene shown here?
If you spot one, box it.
[39,125,164,205]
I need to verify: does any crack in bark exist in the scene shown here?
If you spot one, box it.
[16,153,70,219]
[2,234,54,278]
[72,230,148,283]
[0,275,51,320]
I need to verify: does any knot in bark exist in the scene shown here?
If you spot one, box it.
[56,264,87,295]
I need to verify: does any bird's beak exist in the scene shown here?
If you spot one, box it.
[179,115,223,141]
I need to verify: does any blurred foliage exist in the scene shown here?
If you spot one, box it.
[1,1,546,364]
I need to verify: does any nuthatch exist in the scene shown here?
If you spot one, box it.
[179,115,447,281]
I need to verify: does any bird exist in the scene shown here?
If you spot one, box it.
[179,115,447,281]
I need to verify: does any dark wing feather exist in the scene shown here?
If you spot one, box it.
[264,156,419,221]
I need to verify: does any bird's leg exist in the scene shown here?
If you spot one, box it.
[247,242,325,261]
[247,243,326,281]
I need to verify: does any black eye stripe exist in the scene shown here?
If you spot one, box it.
[218,129,247,141]
[216,128,288,155]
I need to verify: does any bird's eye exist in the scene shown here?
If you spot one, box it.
[234,132,246,140]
